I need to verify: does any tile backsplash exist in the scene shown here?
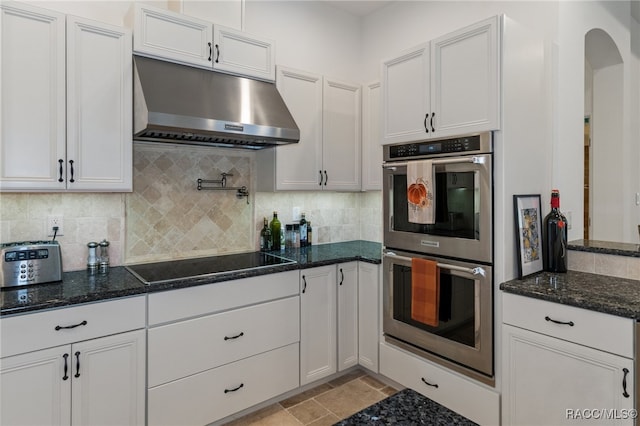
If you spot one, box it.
[0,143,382,270]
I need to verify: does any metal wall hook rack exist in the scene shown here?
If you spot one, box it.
[197,173,250,204]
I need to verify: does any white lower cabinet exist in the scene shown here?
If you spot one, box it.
[502,293,635,425]
[148,343,299,426]
[0,297,146,426]
[379,342,499,425]
[357,262,380,373]
[146,271,301,425]
[300,265,338,385]
[337,262,359,371]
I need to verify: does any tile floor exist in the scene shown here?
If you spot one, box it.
[225,369,399,425]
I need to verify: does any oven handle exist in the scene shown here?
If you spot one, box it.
[383,156,485,169]
[384,251,486,277]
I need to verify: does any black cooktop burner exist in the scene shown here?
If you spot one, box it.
[126,252,295,285]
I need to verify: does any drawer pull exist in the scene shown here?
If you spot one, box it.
[55,320,88,331]
[62,353,69,381]
[421,377,438,388]
[302,275,307,293]
[224,383,244,393]
[224,332,244,341]
[544,316,574,327]
[339,268,344,286]
[622,368,630,398]
[74,351,81,378]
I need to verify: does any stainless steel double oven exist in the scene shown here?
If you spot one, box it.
[382,132,494,385]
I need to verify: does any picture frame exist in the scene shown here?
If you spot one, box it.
[513,194,543,278]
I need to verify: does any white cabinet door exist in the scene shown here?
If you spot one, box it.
[1,346,72,426]
[300,266,337,385]
[358,262,379,372]
[213,24,275,81]
[322,78,361,191]
[132,3,213,68]
[71,330,145,426]
[362,81,382,191]
[503,324,634,426]
[0,2,66,191]
[337,262,358,371]
[257,66,323,191]
[66,16,132,191]
[430,15,500,137]
[381,42,430,145]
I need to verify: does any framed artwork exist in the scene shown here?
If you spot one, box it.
[513,194,543,278]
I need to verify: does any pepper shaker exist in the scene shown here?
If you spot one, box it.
[87,242,99,271]
[98,239,110,272]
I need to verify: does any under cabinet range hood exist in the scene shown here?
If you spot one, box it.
[132,55,300,149]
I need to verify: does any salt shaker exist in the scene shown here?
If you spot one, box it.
[87,242,99,271]
[98,239,110,272]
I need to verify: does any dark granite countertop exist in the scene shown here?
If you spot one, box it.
[568,239,640,258]
[500,270,640,320]
[1,240,382,317]
[335,388,477,425]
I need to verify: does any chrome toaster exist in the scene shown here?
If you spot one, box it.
[1,241,63,288]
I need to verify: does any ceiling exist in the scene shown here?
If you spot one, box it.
[322,1,394,17]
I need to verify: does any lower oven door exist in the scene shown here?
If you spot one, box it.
[383,250,493,378]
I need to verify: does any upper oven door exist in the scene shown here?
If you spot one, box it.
[383,153,492,263]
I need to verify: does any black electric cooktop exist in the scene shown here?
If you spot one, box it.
[126,252,296,285]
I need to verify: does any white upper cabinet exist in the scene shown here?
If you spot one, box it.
[362,81,382,191]
[382,42,430,145]
[322,77,361,191]
[213,25,275,81]
[0,3,132,192]
[257,66,361,192]
[130,3,275,81]
[132,4,212,68]
[66,16,132,191]
[382,15,501,144]
[0,2,66,190]
[430,15,500,138]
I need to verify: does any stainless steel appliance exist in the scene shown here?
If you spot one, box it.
[133,55,300,149]
[383,249,493,384]
[382,132,494,385]
[383,132,492,263]
[1,241,63,287]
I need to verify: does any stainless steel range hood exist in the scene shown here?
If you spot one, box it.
[133,55,299,149]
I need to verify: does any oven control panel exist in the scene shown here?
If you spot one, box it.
[386,134,485,160]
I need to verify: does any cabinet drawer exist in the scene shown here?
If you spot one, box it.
[148,296,299,387]
[148,343,299,426]
[502,293,634,358]
[379,342,499,426]
[0,296,146,358]
[148,270,299,325]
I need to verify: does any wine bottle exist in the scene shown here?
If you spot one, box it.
[269,212,281,251]
[260,217,272,251]
[299,213,308,247]
[306,221,312,246]
[543,189,568,273]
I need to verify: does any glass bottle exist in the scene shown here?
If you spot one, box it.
[269,212,281,251]
[260,218,272,251]
[299,213,308,247]
[543,189,568,273]
[306,221,312,246]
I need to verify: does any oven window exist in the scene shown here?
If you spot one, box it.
[392,171,478,239]
[392,264,476,348]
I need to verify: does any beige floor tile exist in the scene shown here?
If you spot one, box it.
[225,404,301,425]
[288,399,331,424]
[280,383,333,409]
[314,380,386,419]
[359,375,386,390]
[327,370,365,387]
[308,413,341,426]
